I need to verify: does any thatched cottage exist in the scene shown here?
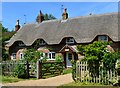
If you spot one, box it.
[6,9,120,67]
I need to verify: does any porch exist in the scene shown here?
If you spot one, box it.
[59,45,78,68]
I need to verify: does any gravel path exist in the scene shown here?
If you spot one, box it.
[3,74,73,87]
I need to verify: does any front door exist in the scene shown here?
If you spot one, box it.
[66,52,74,67]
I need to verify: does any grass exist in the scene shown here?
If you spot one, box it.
[0,75,37,83]
[63,68,72,74]
[0,76,25,83]
[57,81,112,88]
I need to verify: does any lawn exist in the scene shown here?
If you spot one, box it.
[63,68,72,74]
[0,76,26,83]
[0,75,37,83]
[58,81,113,88]
[0,68,72,83]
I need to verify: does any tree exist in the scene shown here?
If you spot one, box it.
[77,41,112,77]
[36,13,56,22]
[0,23,15,60]
[23,48,43,63]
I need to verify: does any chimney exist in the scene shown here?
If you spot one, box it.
[62,8,68,20]
[15,20,20,32]
[38,10,44,23]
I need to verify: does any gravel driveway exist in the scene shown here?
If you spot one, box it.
[2,74,73,87]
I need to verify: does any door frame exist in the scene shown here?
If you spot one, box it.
[66,52,74,68]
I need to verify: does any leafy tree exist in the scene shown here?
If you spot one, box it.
[36,13,56,22]
[77,41,112,77]
[23,48,43,63]
[103,51,120,71]
[0,23,15,60]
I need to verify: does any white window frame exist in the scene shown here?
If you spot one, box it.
[98,35,108,42]
[66,38,74,44]
[39,39,46,45]
[11,53,16,60]
[48,52,55,60]
[19,52,24,60]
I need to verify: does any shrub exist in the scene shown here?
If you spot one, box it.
[55,55,63,62]
[23,48,43,63]
[13,61,28,78]
[71,60,77,81]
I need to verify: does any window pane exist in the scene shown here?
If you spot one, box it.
[52,53,55,59]
[68,53,72,60]
[12,53,16,59]
[39,39,45,45]
[98,36,108,42]
[49,53,51,59]
[66,38,74,43]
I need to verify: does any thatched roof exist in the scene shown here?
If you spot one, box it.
[6,12,119,47]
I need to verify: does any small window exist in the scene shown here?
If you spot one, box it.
[66,38,74,44]
[98,35,108,42]
[11,53,16,60]
[18,42,25,46]
[68,53,72,60]
[19,52,24,60]
[39,39,46,45]
[48,52,55,60]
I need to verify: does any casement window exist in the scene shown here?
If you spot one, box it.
[19,52,24,60]
[39,39,46,45]
[18,42,25,46]
[11,53,16,60]
[98,35,108,42]
[68,53,72,60]
[48,52,55,60]
[66,38,74,44]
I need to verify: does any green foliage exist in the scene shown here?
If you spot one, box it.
[13,61,28,78]
[77,41,113,77]
[23,49,43,63]
[115,51,120,75]
[1,75,25,83]
[55,55,63,62]
[63,68,72,74]
[36,13,56,22]
[76,41,120,84]
[71,60,77,81]
[42,56,49,62]
[58,81,104,88]
[103,51,120,71]
[1,23,15,60]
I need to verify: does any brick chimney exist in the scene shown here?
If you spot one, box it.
[15,20,20,32]
[38,10,44,23]
[62,8,68,20]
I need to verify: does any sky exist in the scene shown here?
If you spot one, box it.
[1,2,119,31]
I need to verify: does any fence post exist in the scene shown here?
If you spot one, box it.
[37,60,40,79]
[37,60,42,79]
[26,61,29,78]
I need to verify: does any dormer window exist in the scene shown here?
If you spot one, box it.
[66,37,74,44]
[39,39,46,45]
[18,42,25,46]
[98,35,108,42]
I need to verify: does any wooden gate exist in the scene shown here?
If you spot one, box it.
[37,60,64,79]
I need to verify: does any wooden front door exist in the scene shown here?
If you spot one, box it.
[66,52,74,67]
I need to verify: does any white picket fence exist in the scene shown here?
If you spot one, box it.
[76,61,118,84]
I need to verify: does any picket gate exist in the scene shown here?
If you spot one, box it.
[76,61,118,84]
